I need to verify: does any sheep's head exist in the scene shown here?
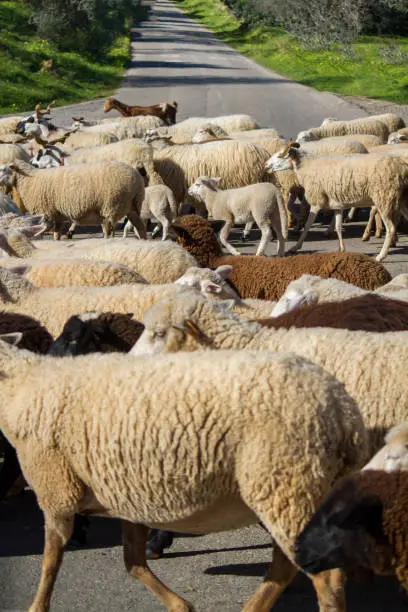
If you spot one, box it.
[321,117,337,126]
[295,475,390,577]
[144,129,173,146]
[296,129,317,143]
[265,141,300,173]
[172,215,224,266]
[363,423,408,472]
[270,274,321,317]
[0,165,15,190]
[176,265,239,299]
[132,292,236,356]
[31,146,64,169]
[187,176,221,200]
[71,117,86,129]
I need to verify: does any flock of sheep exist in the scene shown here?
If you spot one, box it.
[1,99,408,611]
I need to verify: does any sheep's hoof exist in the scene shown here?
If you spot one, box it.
[375,232,383,239]
[361,234,370,242]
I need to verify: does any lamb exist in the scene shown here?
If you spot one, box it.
[1,230,199,284]
[48,312,145,355]
[67,138,155,174]
[0,257,148,288]
[265,142,408,261]
[321,113,404,135]
[0,160,146,240]
[152,139,271,206]
[259,293,408,333]
[297,117,390,143]
[123,182,178,240]
[270,273,408,316]
[187,176,287,257]
[0,337,367,612]
[294,470,408,593]
[171,215,391,299]
[134,291,408,453]
[363,423,408,472]
[0,143,30,165]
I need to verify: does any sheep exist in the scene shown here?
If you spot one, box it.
[152,139,271,206]
[0,116,23,134]
[297,117,390,143]
[56,130,119,153]
[159,113,259,143]
[171,214,391,299]
[259,293,408,333]
[191,126,286,155]
[175,265,276,318]
[363,423,408,472]
[0,336,367,612]
[123,182,178,240]
[321,113,404,135]
[270,274,408,316]
[0,160,146,240]
[30,145,65,169]
[388,128,408,144]
[1,230,199,283]
[265,142,408,261]
[188,176,287,257]
[48,312,144,356]
[302,138,368,155]
[294,470,408,593]
[323,134,383,148]
[134,291,408,453]
[0,257,148,288]
[68,138,154,173]
[0,143,30,165]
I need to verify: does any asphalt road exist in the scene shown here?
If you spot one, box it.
[2,1,408,610]
[51,0,367,136]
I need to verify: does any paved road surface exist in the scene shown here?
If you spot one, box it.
[1,2,408,610]
[51,0,367,136]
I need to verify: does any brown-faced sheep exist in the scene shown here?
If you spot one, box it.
[172,215,391,300]
[294,470,408,593]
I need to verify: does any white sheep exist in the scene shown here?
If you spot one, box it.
[297,117,390,144]
[0,143,30,165]
[123,183,178,240]
[0,160,146,240]
[388,127,408,144]
[0,337,367,612]
[188,176,287,256]
[321,113,404,135]
[75,115,166,140]
[56,130,119,152]
[134,291,408,454]
[363,423,408,472]
[67,138,154,173]
[2,231,199,283]
[266,142,408,262]
[0,116,23,134]
[159,113,259,143]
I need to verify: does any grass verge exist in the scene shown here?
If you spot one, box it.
[173,0,408,103]
[0,1,146,115]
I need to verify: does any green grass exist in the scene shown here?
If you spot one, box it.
[174,0,408,103]
[0,1,143,114]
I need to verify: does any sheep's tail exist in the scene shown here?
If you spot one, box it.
[276,189,288,240]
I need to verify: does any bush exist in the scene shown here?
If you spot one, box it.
[27,0,140,55]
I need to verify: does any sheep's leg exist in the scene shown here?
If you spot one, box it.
[29,516,74,612]
[122,521,194,611]
[219,220,240,256]
[345,207,356,223]
[323,214,336,237]
[376,214,398,262]
[241,544,298,612]
[375,213,383,238]
[334,211,345,253]
[161,219,170,241]
[242,221,254,241]
[151,223,162,238]
[311,568,346,612]
[273,223,285,257]
[256,225,272,256]
[362,207,376,241]
[66,221,77,240]
[127,211,147,240]
[123,218,135,239]
[289,206,318,253]
[0,434,22,500]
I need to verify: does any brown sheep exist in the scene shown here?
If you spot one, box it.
[172,215,391,300]
[256,294,408,332]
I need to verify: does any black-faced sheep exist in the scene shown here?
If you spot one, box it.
[294,470,408,593]
[172,215,391,300]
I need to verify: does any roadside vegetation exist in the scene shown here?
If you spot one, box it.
[0,0,144,115]
[173,0,408,103]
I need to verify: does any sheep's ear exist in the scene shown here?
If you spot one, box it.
[0,332,23,347]
[215,265,233,279]
[334,494,384,539]
[9,265,31,276]
[184,319,212,346]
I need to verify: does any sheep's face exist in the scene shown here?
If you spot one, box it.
[0,166,15,189]
[176,265,238,299]
[188,177,221,200]
[265,151,292,173]
[192,128,217,143]
[296,130,316,143]
[270,288,317,317]
[295,478,390,577]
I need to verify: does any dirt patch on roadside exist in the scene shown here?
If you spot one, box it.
[336,94,408,124]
